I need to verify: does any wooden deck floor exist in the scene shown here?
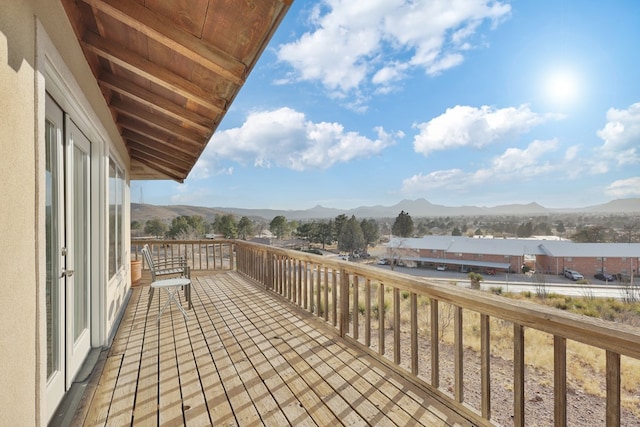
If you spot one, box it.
[79,271,471,426]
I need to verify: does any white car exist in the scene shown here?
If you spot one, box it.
[436,265,447,271]
[564,269,584,281]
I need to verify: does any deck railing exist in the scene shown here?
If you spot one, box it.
[132,239,640,426]
[131,239,235,272]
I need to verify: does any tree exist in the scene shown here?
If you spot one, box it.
[452,227,462,236]
[186,215,206,236]
[296,221,316,242]
[338,215,365,254]
[571,225,607,243]
[392,210,414,237]
[360,218,380,248]
[270,215,287,239]
[333,214,348,241]
[144,218,168,238]
[166,215,191,239]
[237,216,253,240]
[317,220,333,249]
[516,221,533,237]
[213,214,238,238]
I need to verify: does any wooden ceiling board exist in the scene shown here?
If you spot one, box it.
[129,144,193,172]
[144,0,210,38]
[124,131,198,163]
[201,0,281,62]
[60,0,293,181]
[82,31,225,113]
[115,106,204,147]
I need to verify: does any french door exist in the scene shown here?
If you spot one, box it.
[45,94,92,419]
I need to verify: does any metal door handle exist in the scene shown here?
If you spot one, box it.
[61,269,74,278]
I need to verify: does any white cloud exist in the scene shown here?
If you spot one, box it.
[596,102,640,165]
[191,107,399,176]
[604,177,640,198]
[402,138,560,193]
[277,0,511,99]
[412,104,561,157]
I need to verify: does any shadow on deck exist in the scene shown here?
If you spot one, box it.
[75,271,472,426]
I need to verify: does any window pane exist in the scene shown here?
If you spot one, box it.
[109,157,125,279]
[109,159,116,277]
[45,119,60,379]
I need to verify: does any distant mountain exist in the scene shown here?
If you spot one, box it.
[583,198,640,213]
[131,204,229,223]
[132,198,640,222]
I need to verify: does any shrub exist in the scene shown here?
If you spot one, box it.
[468,272,484,290]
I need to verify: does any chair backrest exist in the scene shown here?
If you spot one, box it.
[140,244,157,281]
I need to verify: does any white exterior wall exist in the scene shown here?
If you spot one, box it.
[1,1,132,424]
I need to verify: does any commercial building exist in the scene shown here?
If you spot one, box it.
[388,236,640,279]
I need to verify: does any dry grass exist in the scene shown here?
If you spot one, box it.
[347,280,640,419]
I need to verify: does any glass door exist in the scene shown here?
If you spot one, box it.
[45,95,65,419]
[45,95,92,420]
[65,118,91,386]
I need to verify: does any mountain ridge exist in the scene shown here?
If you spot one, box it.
[131,198,640,222]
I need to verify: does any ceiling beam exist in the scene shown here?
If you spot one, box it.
[99,71,213,133]
[131,154,188,182]
[111,109,204,152]
[128,141,193,171]
[123,129,198,162]
[82,31,225,114]
[83,0,245,85]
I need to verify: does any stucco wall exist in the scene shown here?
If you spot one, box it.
[0,2,39,425]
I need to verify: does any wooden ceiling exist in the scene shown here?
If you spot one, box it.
[61,0,292,182]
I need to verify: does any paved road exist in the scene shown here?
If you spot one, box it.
[373,264,637,300]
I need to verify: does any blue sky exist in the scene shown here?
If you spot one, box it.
[135,0,640,211]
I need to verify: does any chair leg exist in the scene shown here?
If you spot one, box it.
[185,266,192,310]
[147,286,155,313]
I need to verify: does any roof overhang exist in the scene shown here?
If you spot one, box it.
[61,0,292,182]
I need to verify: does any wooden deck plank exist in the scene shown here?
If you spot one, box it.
[214,274,362,426]
[80,271,468,427]
[173,312,211,427]
[128,289,159,426]
[199,276,299,426]
[158,306,187,425]
[215,275,341,423]
[83,353,122,426]
[106,290,149,426]
[196,277,265,425]
[187,289,236,425]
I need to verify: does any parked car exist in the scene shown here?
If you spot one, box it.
[564,269,584,281]
[377,258,389,265]
[460,266,469,273]
[594,272,615,282]
[485,268,496,275]
[436,264,447,271]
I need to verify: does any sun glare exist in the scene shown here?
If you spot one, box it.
[544,68,580,106]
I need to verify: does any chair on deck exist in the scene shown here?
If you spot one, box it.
[141,244,191,323]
